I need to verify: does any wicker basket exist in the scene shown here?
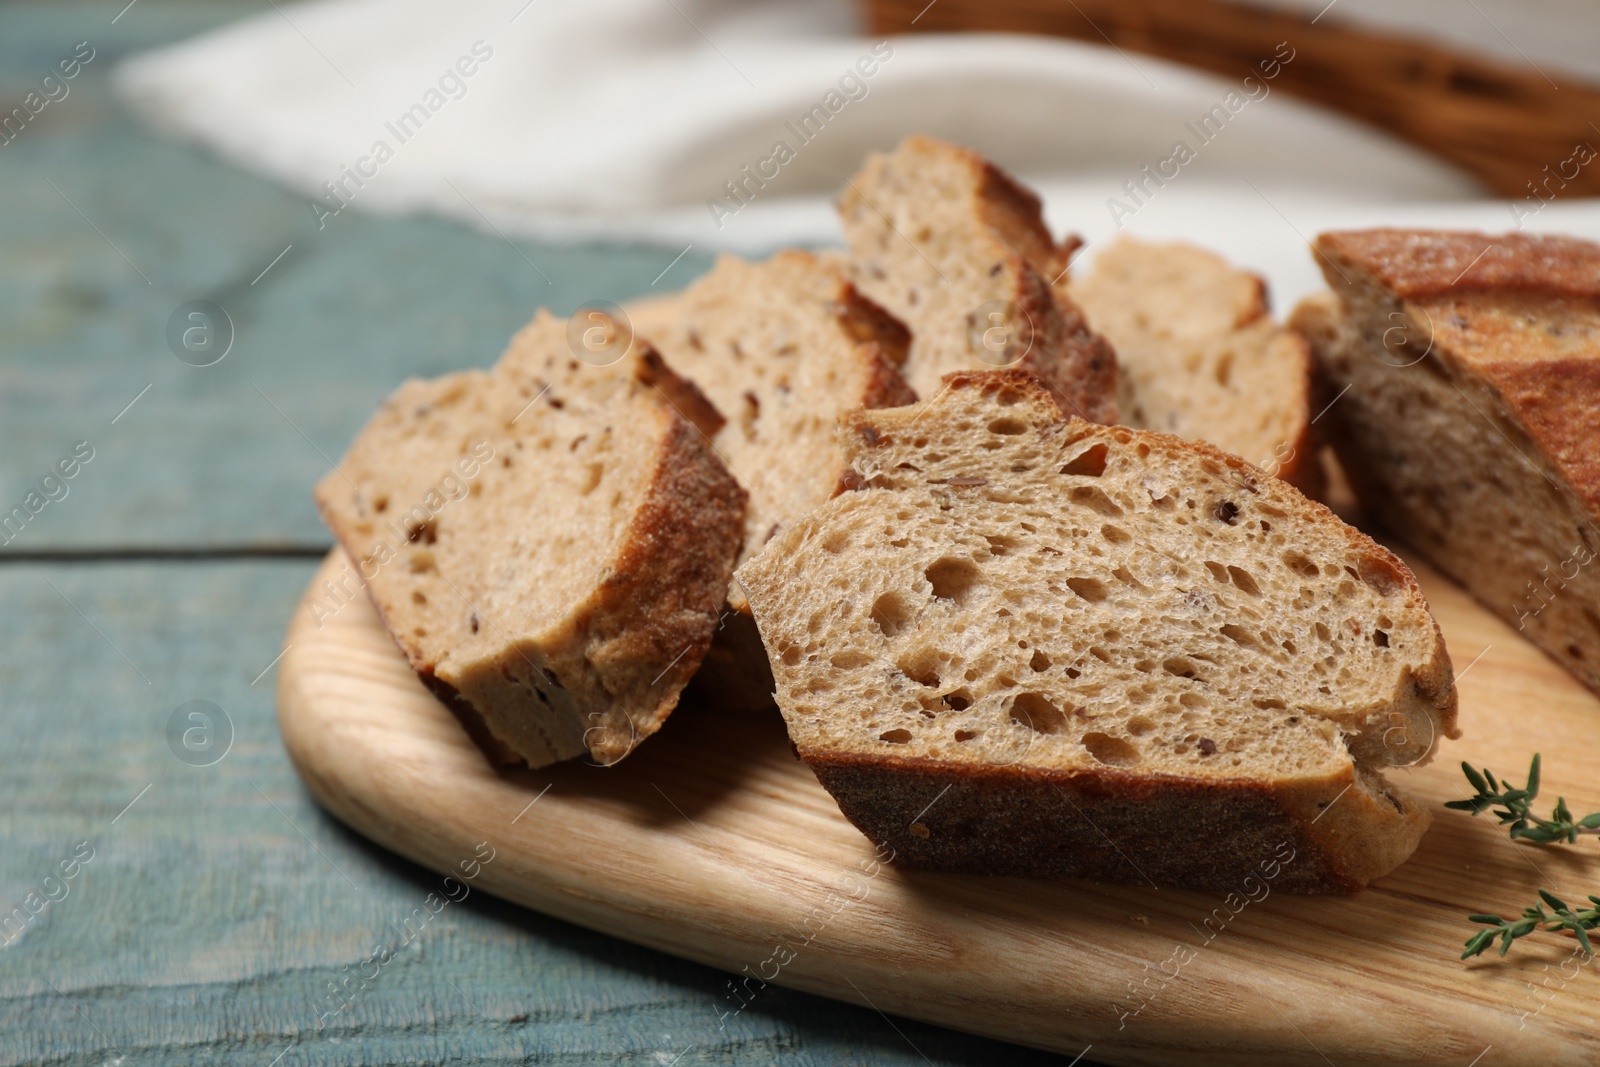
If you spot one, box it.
[864,0,1600,200]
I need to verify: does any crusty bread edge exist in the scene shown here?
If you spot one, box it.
[803,750,1426,893]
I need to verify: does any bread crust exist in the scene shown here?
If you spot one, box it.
[806,751,1416,893]
[1317,228,1600,299]
[563,409,748,760]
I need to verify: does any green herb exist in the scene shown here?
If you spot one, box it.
[1462,891,1600,959]
[1445,754,1600,845]
[1450,754,1600,960]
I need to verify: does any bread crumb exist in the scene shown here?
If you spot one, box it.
[1130,915,1150,925]
[909,822,930,839]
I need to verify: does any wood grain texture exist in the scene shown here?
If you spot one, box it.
[281,549,1600,1066]
[867,0,1600,199]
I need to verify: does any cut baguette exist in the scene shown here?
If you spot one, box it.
[314,311,746,768]
[1296,228,1600,695]
[1070,237,1323,494]
[736,370,1458,892]
[838,136,1117,423]
[644,249,915,611]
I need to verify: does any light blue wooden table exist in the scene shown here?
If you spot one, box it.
[0,3,1080,1062]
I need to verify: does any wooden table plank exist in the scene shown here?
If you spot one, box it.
[0,2,718,553]
[0,559,1066,1065]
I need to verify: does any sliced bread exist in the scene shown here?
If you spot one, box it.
[643,249,916,611]
[1295,228,1600,695]
[1069,237,1323,494]
[314,311,746,768]
[838,136,1118,423]
[736,371,1458,892]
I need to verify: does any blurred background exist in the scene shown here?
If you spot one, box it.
[2,1,1597,1063]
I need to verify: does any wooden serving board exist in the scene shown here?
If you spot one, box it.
[278,547,1600,1066]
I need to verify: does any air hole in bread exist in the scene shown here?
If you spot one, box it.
[926,556,982,603]
[1011,692,1067,734]
[953,729,977,742]
[1065,577,1108,603]
[1357,554,1403,596]
[1373,630,1390,647]
[405,519,437,544]
[1101,524,1131,545]
[1126,715,1154,736]
[1204,561,1228,583]
[1061,443,1109,477]
[1228,566,1261,596]
[1082,731,1140,766]
[879,729,913,744]
[1030,649,1052,672]
[1219,623,1257,649]
[898,649,941,688]
[1070,485,1123,517]
[945,689,973,711]
[1163,657,1201,680]
[411,591,427,605]
[831,650,873,669]
[373,495,389,513]
[823,530,850,554]
[408,550,436,574]
[871,592,913,637]
[1215,500,1240,525]
[988,417,1028,436]
[984,534,1019,556]
[1214,351,1234,386]
[1283,550,1320,579]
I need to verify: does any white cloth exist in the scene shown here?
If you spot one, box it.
[114,0,1600,308]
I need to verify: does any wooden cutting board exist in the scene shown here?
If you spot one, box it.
[277,547,1600,1066]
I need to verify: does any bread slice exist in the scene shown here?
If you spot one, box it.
[736,370,1458,892]
[314,311,746,768]
[1069,237,1323,495]
[1295,228,1600,695]
[837,136,1118,424]
[644,249,916,611]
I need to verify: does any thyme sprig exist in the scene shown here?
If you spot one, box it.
[1449,754,1600,960]
[1445,754,1600,845]
[1462,891,1600,959]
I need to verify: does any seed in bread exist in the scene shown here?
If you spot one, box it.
[838,135,1117,423]
[1296,227,1600,695]
[645,249,915,611]
[1070,237,1323,495]
[314,311,746,768]
[736,370,1458,892]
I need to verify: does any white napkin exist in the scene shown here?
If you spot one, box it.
[116,0,1486,259]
